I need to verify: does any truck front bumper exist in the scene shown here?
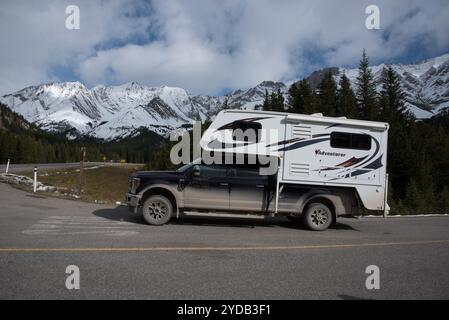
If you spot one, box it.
[126,193,141,213]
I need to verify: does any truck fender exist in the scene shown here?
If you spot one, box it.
[138,184,181,217]
[296,190,347,216]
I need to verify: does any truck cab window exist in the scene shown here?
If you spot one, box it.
[196,165,227,179]
[227,166,261,178]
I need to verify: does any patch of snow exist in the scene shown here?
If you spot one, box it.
[0,173,56,192]
[1,53,449,138]
[361,214,449,218]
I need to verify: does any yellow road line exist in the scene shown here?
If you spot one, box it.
[0,240,449,253]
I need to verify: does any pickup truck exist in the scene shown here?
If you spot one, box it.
[126,161,355,231]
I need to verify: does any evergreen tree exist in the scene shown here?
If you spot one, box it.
[379,66,414,126]
[262,89,271,111]
[378,65,416,203]
[337,73,358,118]
[287,83,300,112]
[271,88,285,112]
[356,49,379,120]
[278,89,285,112]
[317,71,337,116]
[270,91,278,111]
[288,79,317,114]
[301,82,318,115]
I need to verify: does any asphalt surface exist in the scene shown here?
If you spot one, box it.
[0,162,143,173]
[0,182,448,300]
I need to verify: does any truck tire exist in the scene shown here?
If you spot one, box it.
[142,195,173,226]
[302,202,333,231]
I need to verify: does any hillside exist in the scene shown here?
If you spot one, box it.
[0,102,162,164]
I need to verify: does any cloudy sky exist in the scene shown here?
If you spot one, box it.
[1,0,448,95]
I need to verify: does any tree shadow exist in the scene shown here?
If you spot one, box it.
[91,206,358,231]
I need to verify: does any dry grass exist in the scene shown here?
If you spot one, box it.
[20,165,143,204]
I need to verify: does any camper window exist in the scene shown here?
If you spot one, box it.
[330,132,371,150]
[231,121,261,143]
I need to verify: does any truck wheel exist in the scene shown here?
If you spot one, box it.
[302,203,333,231]
[142,195,173,226]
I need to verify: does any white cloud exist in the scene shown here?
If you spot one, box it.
[1,0,449,95]
[0,0,151,94]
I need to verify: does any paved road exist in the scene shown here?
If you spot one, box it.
[0,162,103,173]
[0,182,448,300]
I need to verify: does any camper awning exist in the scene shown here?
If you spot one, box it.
[286,114,389,131]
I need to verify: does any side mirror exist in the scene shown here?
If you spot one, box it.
[193,165,200,177]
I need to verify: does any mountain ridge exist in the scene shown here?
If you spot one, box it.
[1,53,449,140]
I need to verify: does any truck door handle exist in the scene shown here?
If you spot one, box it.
[256,184,265,188]
[219,183,229,186]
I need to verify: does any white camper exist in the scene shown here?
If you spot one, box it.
[200,109,390,219]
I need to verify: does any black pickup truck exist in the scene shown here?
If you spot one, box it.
[126,161,355,231]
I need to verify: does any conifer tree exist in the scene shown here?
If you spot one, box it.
[287,83,300,112]
[337,73,358,118]
[288,79,317,114]
[278,89,285,111]
[262,89,271,111]
[317,71,337,116]
[301,82,318,115]
[378,65,416,205]
[270,91,278,111]
[356,49,379,120]
[379,66,413,126]
[271,88,285,112]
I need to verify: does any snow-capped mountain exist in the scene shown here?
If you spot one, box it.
[0,81,207,140]
[1,53,448,140]
[0,80,286,140]
[311,53,449,119]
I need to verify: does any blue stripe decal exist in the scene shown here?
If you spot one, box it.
[278,137,330,151]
